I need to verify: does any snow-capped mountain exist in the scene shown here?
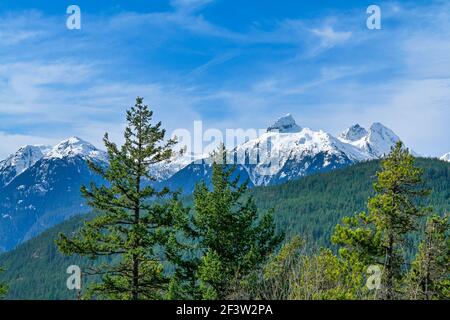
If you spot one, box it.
[231,125,367,186]
[441,153,450,162]
[161,116,405,188]
[45,137,108,162]
[0,137,106,191]
[339,124,368,142]
[0,145,51,188]
[0,117,412,251]
[340,122,402,158]
[267,113,302,133]
[235,119,403,185]
[0,137,107,252]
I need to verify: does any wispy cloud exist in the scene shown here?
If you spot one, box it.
[308,26,352,55]
[170,0,214,13]
[0,1,449,159]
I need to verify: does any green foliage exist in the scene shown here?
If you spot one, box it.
[290,248,366,300]
[332,142,433,299]
[247,236,368,300]
[251,157,450,252]
[405,214,449,299]
[0,214,100,300]
[56,97,188,300]
[0,267,7,299]
[255,236,305,299]
[1,158,449,299]
[192,145,283,299]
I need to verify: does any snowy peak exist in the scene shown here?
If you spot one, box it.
[0,145,50,171]
[232,126,369,186]
[0,137,107,188]
[365,122,401,157]
[441,153,450,162]
[168,119,409,187]
[267,114,302,133]
[0,145,51,187]
[369,122,399,141]
[338,122,402,158]
[339,124,368,142]
[45,137,107,162]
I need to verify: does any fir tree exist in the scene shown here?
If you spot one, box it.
[332,141,430,299]
[0,268,7,299]
[57,97,186,300]
[192,145,283,299]
[406,214,449,300]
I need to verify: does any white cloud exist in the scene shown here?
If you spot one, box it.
[309,26,352,51]
[0,132,58,159]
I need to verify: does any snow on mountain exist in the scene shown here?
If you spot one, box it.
[163,116,408,188]
[0,119,408,191]
[441,153,450,162]
[233,125,369,186]
[148,150,203,181]
[361,122,402,157]
[242,116,406,185]
[0,145,51,187]
[0,137,107,192]
[44,137,108,162]
[0,137,108,251]
[267,114,302,133]
[339,124,368,142]
[339,122,401,158]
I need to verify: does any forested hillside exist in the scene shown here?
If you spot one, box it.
[252,158,450,248]
[0,158,448,299]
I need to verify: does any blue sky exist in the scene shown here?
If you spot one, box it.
[0,0,449,158]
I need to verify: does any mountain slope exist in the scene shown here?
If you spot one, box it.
[0,145,51,188]
[0,158,448,299]
[154,160,253,194]
[0,138,106,252]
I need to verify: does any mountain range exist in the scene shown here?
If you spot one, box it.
[0,137,106,252]
[0,115,448,251]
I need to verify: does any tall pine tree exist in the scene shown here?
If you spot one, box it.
[332,141,430,299]
[57,97,186,300]
[406,214,449,299]
[192,145,283,299]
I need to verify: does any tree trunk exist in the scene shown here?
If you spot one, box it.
[385,233,394,300]
[132,164,141,300]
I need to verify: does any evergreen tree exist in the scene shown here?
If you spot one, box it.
[0,268,7,299]
[57,97,186,300]
[406,214,449,300]
[332,141,430,299]
[192,145,283,299]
